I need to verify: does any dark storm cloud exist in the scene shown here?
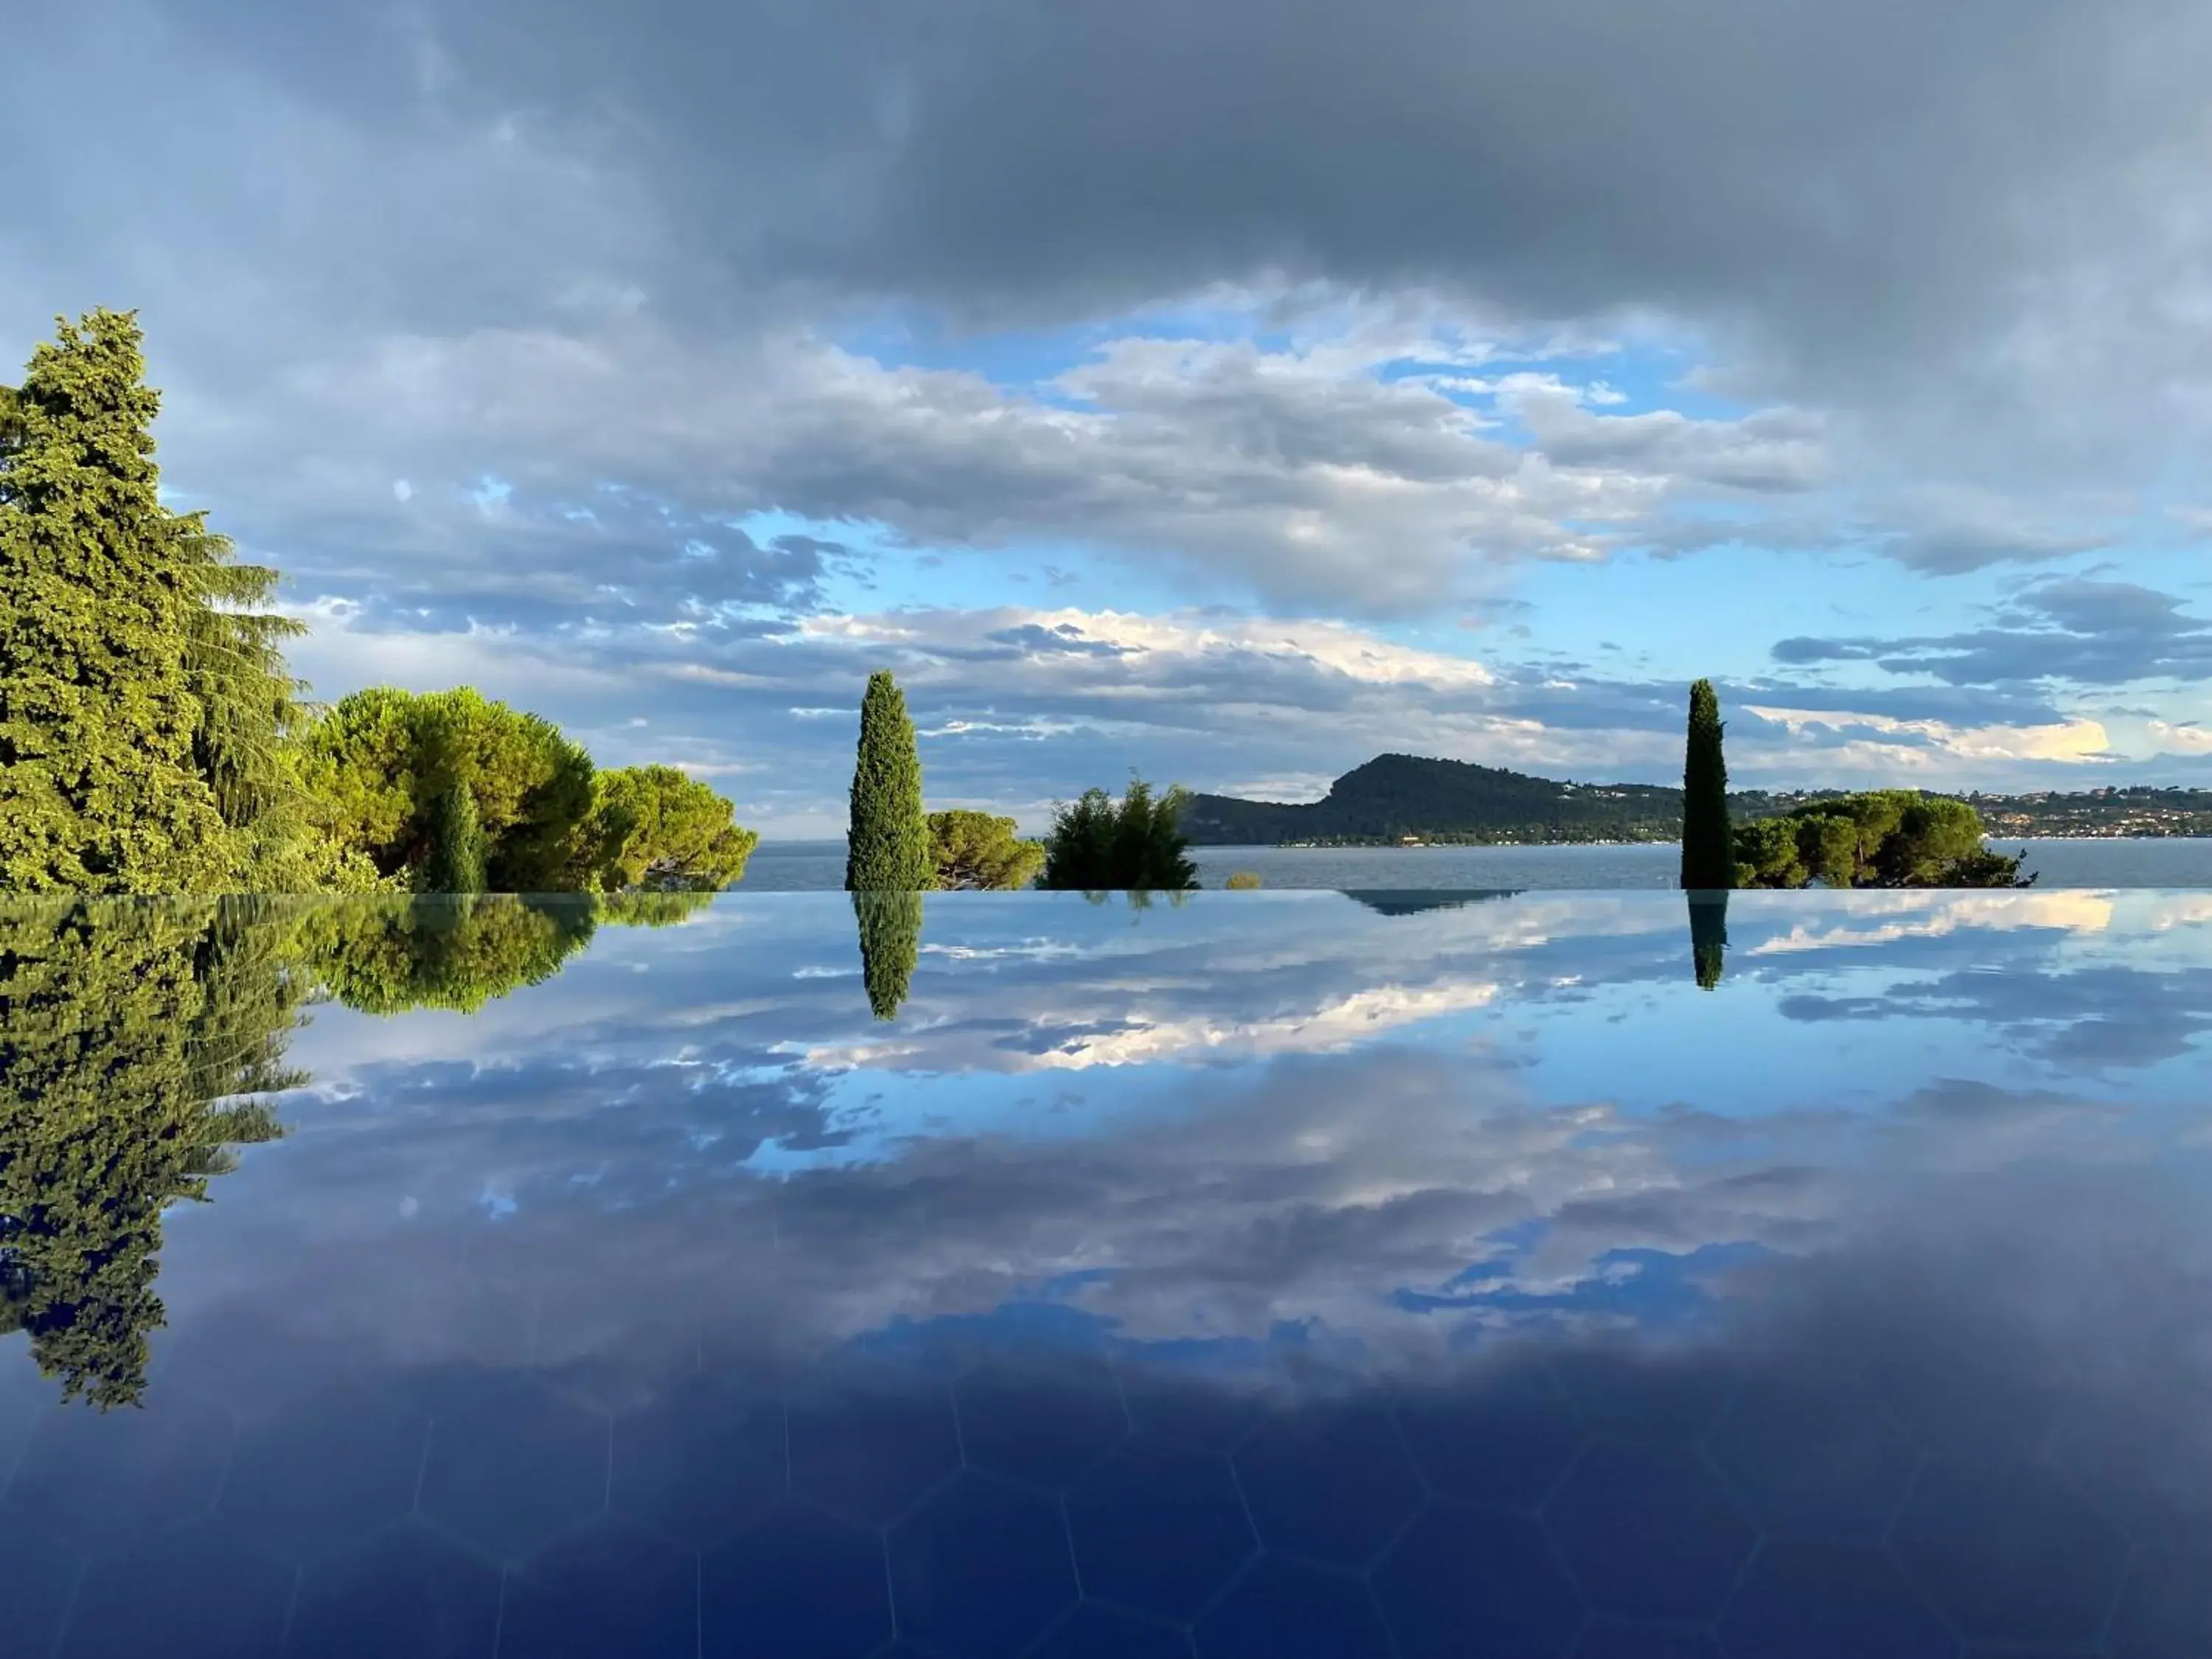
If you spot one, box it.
[1772,579,2212,687]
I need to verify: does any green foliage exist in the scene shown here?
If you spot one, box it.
[298,894,599,1015]
[0,898,305,1407]
[1040,779,1199,891]
[590,765,758,892]
[1224,871,1264,890]
[853,890,922,1020]
[1734,791,2031,888]
[1681,680,1733,891]
[0,310,237,891]
[1688,894,1728,990]
[420,780,487,894]
[302,686,599,891]
[928,810,1043,891]
[846,672,929,891]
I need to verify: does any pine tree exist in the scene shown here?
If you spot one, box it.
[0,311,235,891]
[1680,679,1733,891]
[845,671,929,891]
[420,780,487,894]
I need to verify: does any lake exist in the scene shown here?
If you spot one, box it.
[4,888,2211,1656]
[746,835,2212,891]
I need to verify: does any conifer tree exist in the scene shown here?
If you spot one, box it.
[0,311,234,891]
[1680,679,1733,891]
[845,671,929,891]
[420,780,487,894]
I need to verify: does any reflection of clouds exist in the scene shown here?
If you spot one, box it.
[1747,890,2116,955]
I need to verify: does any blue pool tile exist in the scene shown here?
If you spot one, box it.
[1717,1539,1953,1659]
[414,1377,611,1562]
[1230,1401,1422,1566]
[1065,1437,1256,1620]
[1027,1603,1195,1658]
[954,1357,1127,1490]
[1114,1371,1262,1455]
[1550,1349,1735,1447]
[1192,1556,1392,1659]
[1393,1364,1585,1510]
[497,1520,698,1658]
[1890,1456,2128,1644]
[2109,1547,2212,1659]
[609,1375,786,1548]
[787,1380,961,1526]
[61,1520,293,1659]
[287,1521,502,1659]
[700,1500,891,1658]
[1705,1371,1916,1540]
[1544,1443,1755,1622]
[1373,1500,1583,1659]
[1862,1328,2058,1460]
[0,1509,82,1659]
[3,1390,235,1552]
[1567,1623,1722,1659]
[219,1387,428,1564]
[886,1470,1079,1658]
[2047,1399,2212,1545]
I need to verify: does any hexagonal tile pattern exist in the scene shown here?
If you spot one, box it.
[1029,1602,1195,1658]
[1114,1370,1261,1456]
[1550,1348,1734,1447]
[1065,1437,1256,1621]
[1568,1623,1723,1659]
[1193,1556,1393,1659]
[1717,1540,1953,1659]
[218,1388,428,1563]
[1394,1364,1584,1510]
[1544,1443,1755,1623]
[700,1500,891,1658]
[1861,1328,2056,1460]
[288,1520,502,1659]
[1890,1456,2128,1645]
[4,1389,234,1552]
[1706,1371,1916,1540]
[1373,1501,1582,1659]
[954,1357,1127,1490]
[2048,1399,2212,1546]
[787,1379,961,1526]
[0,1508,83,1659]
[498,1520,698,1657]
[2109,1546,2212,1659]
[414,1377,609,1561]
[609,1375,785,1547]
[61,1520,292,1659]
[1231,1402,1422,1566]
[886,1470,1079,1658]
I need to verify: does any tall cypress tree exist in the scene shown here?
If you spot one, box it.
[0,311,234,891]
[1680,679,1733,891]
[845,671,929,891]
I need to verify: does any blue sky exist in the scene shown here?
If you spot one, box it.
[10,0,2212,833]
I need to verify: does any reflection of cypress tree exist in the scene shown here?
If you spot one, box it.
[854,891,923,1020]
[1688,893,1729,990]
[0,899,304,1408]
[300,894,598,1015]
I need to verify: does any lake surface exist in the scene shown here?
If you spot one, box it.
[7,888,2212,1656]
[748,835,2212,891]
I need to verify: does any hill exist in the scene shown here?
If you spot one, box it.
[1183,756,2212,846]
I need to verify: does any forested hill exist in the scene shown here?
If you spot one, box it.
[1183,755,2212,846]
[1182,755,1719,845]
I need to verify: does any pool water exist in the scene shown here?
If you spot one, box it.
[3,889,2211,1657]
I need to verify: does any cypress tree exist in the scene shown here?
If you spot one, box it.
[0,311,234,891]
[845,671,928,891]
[1680,679,1733,891]
[420,780,487,894]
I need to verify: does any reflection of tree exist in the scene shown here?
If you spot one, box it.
[299,894,601,1015]
[1688,893,1729,990]
[1342,889,1522,917]
[0,900,305,1408]
[854,891,923,1020]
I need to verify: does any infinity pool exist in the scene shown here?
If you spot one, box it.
[3,889,2209,1657]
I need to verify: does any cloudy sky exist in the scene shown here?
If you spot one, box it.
[10,0,2212,832]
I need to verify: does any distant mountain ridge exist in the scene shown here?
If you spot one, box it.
[1182,754,2212,846]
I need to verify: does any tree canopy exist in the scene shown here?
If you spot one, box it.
[1735,791,2031,888]
[1040,779,1199,891]
[928,810,1043,891]
[846,672,929,891]
[590,765,759,892]
[1681,680,1733,891]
